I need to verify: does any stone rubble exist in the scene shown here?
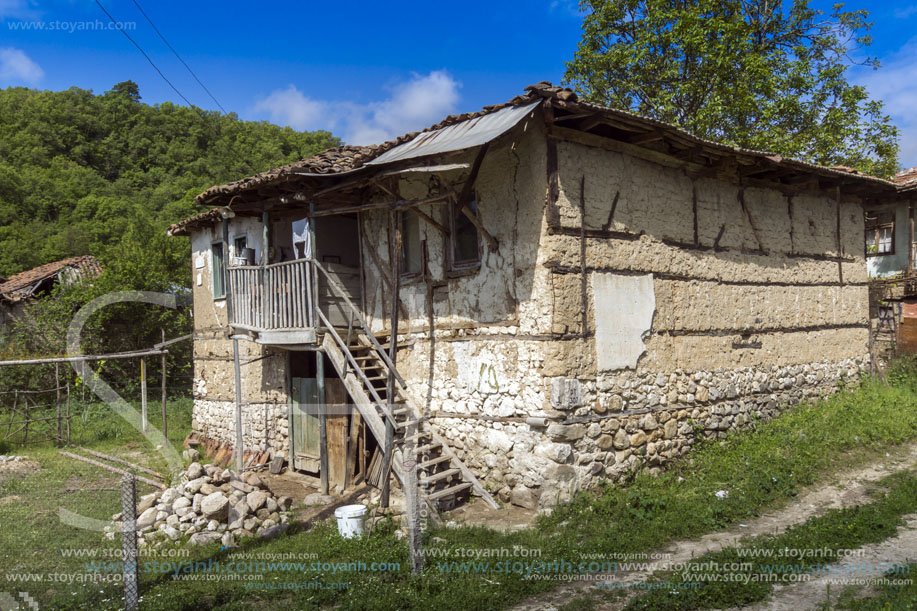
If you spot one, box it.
[107,462,293,547]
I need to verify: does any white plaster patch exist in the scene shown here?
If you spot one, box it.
[592,273,656,370]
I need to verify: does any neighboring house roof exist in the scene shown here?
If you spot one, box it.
[170,82,898,236]
[0,255,102,303]
[895,167,917,192]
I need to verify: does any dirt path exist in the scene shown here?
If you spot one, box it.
[734,514,917,611]
[512,441,917,611]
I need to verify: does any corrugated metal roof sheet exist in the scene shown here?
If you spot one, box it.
[366,101,541,166]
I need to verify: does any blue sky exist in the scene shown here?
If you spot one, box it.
[1,1,916,167]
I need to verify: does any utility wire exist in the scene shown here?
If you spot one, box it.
[93,0,195,108]
[130,0,227,113]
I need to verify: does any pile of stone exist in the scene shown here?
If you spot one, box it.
[110,462,293,547]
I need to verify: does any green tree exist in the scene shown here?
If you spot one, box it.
[564,0,899,177]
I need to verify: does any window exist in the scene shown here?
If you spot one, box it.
[400,212,422,276]
[233,235,247,257]
[450,193,481,268]
[866,210,894,256]
[211,241,226,299]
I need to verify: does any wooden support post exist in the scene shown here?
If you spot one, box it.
[381,210,402,508]
[317,351,329,494]
[222,218,234,325]
[161,329,168,441]
[233,338,244,473]
[55,362,62,444]
[140,357,148,433]
[909,200,915,274]
[262,211,270,328]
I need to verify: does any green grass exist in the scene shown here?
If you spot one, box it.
[5,362,917,609]
[0,398,193,605]
[823,563,917,610]
[623,469,917,609]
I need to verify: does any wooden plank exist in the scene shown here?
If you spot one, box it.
[346,411,362,487]
[59,451,165,489]
[78,448,164,479]
[325,379,349,492]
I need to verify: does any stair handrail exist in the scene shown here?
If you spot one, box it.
[314,308,399,427]
[311,259,407,388]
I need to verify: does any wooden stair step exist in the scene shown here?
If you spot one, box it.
[400,431,432,444]
[414,442,442,455]
[417,455,451,470]
[419,468,460,486]
[424,482,472,501]
[395,418,422,430]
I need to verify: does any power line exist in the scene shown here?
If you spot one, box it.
[130,0,227,113]
[93,0,195,108]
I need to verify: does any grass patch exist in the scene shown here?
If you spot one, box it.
[824,563,917,609]
[624,469,917,609]
[0,398,193,605]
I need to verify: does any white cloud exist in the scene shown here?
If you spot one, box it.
[894,6,917,20]
[0,47,43,84]
[254,85,327,132]
[0,0,37,20]
[855,37,917,169]
[253,71,461,145]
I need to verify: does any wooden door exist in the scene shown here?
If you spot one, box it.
[291,377,320,472]
[325,379,350,492]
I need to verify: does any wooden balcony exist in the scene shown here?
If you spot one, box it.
[228,258,317,345]
[226,258,362,345]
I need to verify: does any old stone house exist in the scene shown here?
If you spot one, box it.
[168,83,895,512]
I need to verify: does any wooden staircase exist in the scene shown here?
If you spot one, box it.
[312,259,498,518]
[322,331,498,518]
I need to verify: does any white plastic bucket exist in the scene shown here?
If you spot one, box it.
[334,504,368,538]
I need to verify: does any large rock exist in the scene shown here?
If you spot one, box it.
[192,493,204,513]
[163,526,180,541]
[185,477,206,495]
[188,531,222,546]
[160,488,178,505]
[257,524,288,539]
[242,472,264,489]
[613,428,631,450]
[510,485,539,510]
[200,483,220,495]
[136,493,160,514]
[136,507,158,529]
[173,496,191,511]
[200,492,229,521]
[230,480,256,494]
[227,501,250,530]
[246,490,267,512]
[186,462,204,480]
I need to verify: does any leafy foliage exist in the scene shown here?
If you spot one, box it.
[0,81,339,391]
[0,81,339,277]
[564,0,899,177]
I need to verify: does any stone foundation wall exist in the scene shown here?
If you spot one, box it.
[191,399,289,456]
[423,351,866,511]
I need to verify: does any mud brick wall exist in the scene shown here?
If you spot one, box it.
[377,119,869,511]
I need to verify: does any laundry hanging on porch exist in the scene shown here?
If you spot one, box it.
[292,218,312,259]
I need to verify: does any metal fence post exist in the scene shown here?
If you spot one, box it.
[140,357,148,433]
[120,474,139,610]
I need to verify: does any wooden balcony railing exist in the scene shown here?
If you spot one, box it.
[227,258,315,332]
